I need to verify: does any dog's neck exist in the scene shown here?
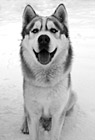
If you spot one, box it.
[23,68,71,90]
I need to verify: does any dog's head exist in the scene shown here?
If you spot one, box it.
[21,4,70,66]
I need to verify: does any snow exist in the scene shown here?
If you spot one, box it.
[0,0,95,140]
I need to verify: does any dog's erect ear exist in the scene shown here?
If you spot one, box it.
[23,5,37,27]
[52,4,68,25]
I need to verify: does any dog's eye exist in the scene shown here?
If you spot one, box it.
[32,28,39,33]
[50,28,58,33]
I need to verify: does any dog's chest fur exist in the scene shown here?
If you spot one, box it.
[24,77,69,117]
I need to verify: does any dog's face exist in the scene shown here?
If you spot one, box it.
[21,4,70,66]
[20,4,72,86]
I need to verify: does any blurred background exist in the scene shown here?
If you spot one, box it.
[0,0,95,139]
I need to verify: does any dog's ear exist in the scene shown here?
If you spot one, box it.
[52,4,68,25]
[23,5,37,27]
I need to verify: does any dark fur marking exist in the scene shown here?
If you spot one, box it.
[20,46,35,79]
[40,116,52,131]
[21,16,42,38]
[47,17,63,31]
[64,45,73,72]
[21,22,34,38]
[63,25,69,38]
[48,16,69,38]
[68,73,71,88]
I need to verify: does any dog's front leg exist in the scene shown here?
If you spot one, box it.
[21,106,29,134]
[27,111,39,140]
[51,111,66,140]
[22,103,39,140]
[51,91,77,140]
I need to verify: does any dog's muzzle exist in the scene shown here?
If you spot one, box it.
[33,35,57,65]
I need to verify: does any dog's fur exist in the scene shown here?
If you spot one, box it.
[20,4,77,140]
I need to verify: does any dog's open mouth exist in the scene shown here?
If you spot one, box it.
[33,48,57,65]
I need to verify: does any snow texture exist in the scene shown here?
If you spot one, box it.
[0,0,95,139]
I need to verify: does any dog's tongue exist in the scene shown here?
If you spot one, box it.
[38,50,50,65]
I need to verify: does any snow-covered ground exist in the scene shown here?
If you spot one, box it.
[0,0,95,139]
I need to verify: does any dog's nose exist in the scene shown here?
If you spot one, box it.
[38,35,50,45]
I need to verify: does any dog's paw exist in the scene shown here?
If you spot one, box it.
[21,118,29,134]
[21,126,29,134]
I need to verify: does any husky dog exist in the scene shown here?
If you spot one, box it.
[20,3,77,140]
